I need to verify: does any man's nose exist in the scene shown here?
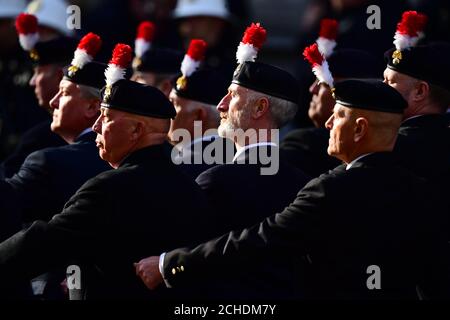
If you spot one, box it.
[92,116,101,133]
[49,93,59,110]
[325,115,333,130]
[217,94,230,112]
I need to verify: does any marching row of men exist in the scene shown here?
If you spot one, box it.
[0,8,449,300]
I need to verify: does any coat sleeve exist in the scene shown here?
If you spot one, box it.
[0,174,112,290]
[163,176,330,287]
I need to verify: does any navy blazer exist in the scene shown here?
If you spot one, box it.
[0,131,111,223]
[165,152,450,299]
[0,120,66,179]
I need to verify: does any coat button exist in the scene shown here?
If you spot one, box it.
[172,268,176,275]
[180,265,184,272]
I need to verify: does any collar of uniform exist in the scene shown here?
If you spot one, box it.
[401,113,448,129]
[119,144,166,168]
[75,128,97,143]
[346,152,397,170]
[233,142,277,162]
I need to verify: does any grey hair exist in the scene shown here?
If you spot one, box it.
[246,91,298,128]
[78,84,101,100]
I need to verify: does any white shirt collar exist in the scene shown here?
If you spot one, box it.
[233,142,277,162]
[346,153,373,170]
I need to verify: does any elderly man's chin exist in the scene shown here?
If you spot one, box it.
[218,122,235,139]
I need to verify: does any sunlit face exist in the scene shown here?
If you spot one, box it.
[92,107,135,168]
[49,80,90,141]
[168,90,201,142]
[325,103,356,163]
[29,64,62,109]
[308,79,336,128]
[383,67,417,118]
[216,84,252,138]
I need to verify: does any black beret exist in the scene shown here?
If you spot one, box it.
[31,36,78,66]
[134,47,183,74]
[384,43,450,91]
[101,79,176,119]
[174,68,229,105]
[232,61,299,104]
[328,49,383,79]
[63,62,107,90]
[334,79,407,114]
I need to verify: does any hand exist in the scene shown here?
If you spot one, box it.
[134,256,163,290]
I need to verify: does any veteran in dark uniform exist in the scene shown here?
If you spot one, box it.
[0,36,77,178]
[0,42,111,225]
[384,43,450,184]
[169,68,234,179]
[0,69,211,299]
[164,61,311,299]
[281,49,383,178]
[136,79,450,299]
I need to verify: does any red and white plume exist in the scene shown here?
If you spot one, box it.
[70,32,102,70]
[15,13,39,51]
[180,39,207,78]
[104,43,132,87]
[316,18,338,58]
[303,43,334,88]
[134,21,155,59]
[393,11,428,51]
[236,22,267,64]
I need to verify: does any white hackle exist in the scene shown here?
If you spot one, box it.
[236,42,258,64]
[19,33,39,51]
[180,55,201,77]
[312,60,334,88]
[393,33,417,51]
[104,64,126,86]
[70,48,93,69]
[316,37,336,58]
[135,38,151,58]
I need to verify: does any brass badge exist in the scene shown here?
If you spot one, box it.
[68,65,79,77]
[29,49,39,62]
[176,75,187,90]
[331,87,336,99]
[103,85,112,102]
[392,50,402,65]
[132,57,142,69]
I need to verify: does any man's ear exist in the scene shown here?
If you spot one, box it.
[85,99,101,119]
[412,81,430,103]
[131,120,144,140]
[354,117,368,142]
[253,97,269,119]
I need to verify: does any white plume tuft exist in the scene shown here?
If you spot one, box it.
[312,60,334,88]
[316,37,336,58]
[104,64,126,87]
[19,33,39,51]
[70,48,93,69]
[236,42,258,64]
[180,55,200,78]
[134,38,151,59]
[393,33,417,51]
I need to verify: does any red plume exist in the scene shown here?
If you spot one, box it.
[109,43,132,68]
[77,32,102,57]
[136,21,155,41]
[396,11,427,36]
[186,39,207,61]
[303,43,324,67]
[319,19,338,40]
[15,13,38,34]
[241,22,267,49]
